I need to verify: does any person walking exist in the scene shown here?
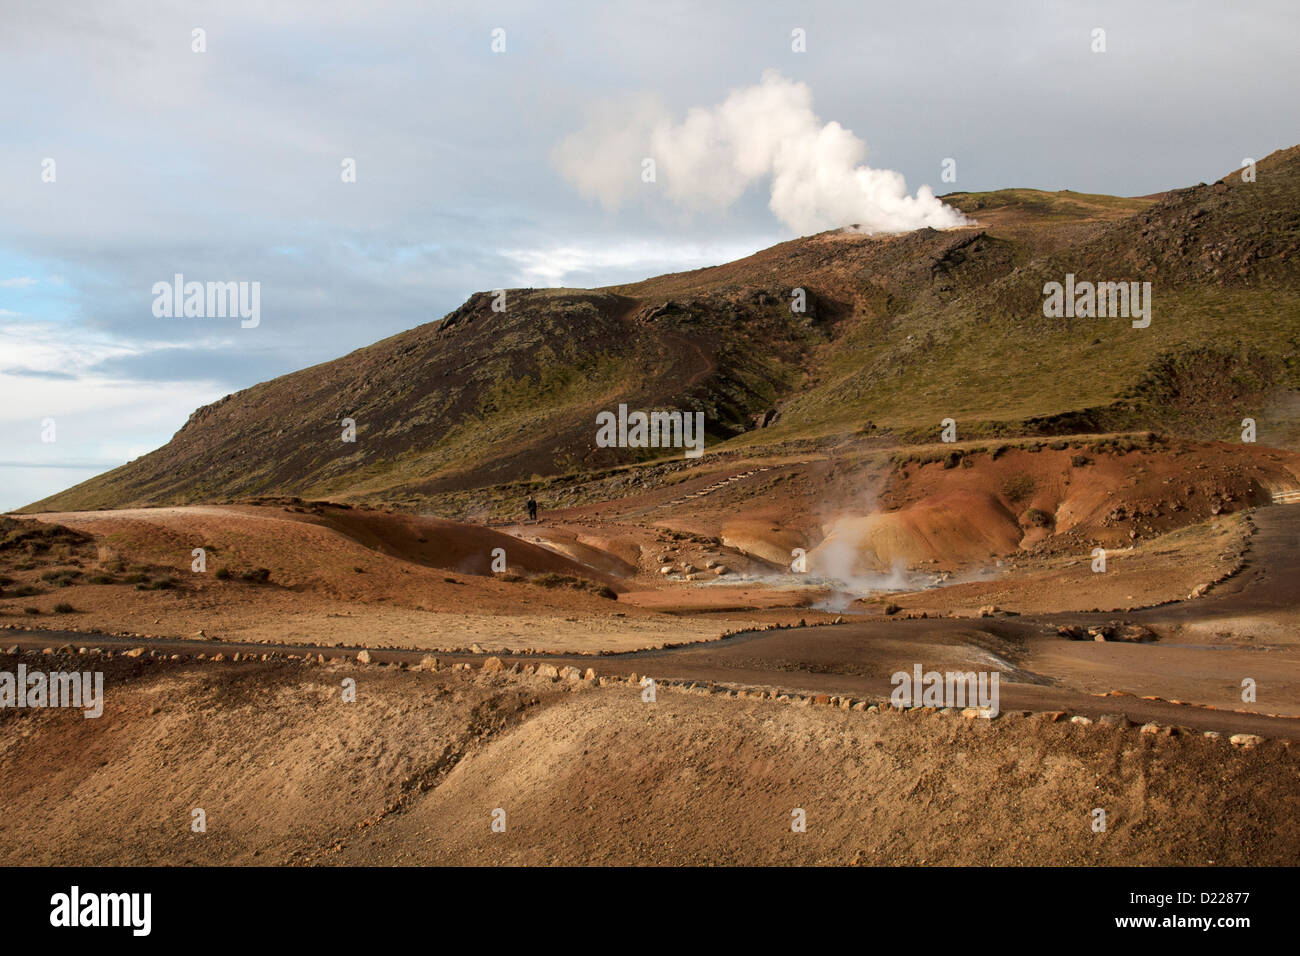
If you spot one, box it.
[526,496,538,521]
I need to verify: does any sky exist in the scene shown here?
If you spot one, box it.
[1,0,1297,511]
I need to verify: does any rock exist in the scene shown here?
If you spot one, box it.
[535,663,559,679]
[469,643,484,654]
[417,655,440,671]
[559,665,582,681]
[1203,731,1222,740]
[1230,733,1264,749]
[812,694,831,706]
[481,656,504,674]
[960,707,987,719]
[124,647,146,658]
[211,653,225,662]
[583,667,597,680]
[195,629,205,638]
[978,605,999,617]
[1140,722,1161,734]
[5,646,16,654]
[713,566,729,575]
[1098,714,1130,728]
[356,649,372,664]
[1112,624,1158,643]
[1069,715,1093,726]
[659,566,673,575]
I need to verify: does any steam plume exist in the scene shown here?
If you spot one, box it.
[553,70,967,235]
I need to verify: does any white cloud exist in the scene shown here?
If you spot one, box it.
[502,237,776,288]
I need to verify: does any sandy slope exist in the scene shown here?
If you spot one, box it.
[2,655,1294,867]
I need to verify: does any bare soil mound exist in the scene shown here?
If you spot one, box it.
[3,654,1294,866]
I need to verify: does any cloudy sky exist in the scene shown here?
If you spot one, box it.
[2,0,1296,511]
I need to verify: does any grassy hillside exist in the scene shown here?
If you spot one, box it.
[20,145,1300,512]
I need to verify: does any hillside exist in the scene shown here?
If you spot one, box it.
[21,145,1300,513]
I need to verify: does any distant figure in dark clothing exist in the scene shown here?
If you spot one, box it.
[526,496,538,521]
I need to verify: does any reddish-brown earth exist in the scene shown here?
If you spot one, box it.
[4,437,1300,865]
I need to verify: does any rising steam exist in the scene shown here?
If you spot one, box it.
[553,70,968,235]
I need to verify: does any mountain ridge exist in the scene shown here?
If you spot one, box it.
[20,144,1300,514]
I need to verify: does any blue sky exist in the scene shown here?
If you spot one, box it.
[2,0,1297,510]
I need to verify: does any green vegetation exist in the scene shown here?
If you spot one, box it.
[16,147,1300,512]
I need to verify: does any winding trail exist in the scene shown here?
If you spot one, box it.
[6,506,1300,739]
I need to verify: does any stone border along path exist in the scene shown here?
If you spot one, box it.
[4,642,1283,754]
[7,504,1300,742]
[660,467,771,509]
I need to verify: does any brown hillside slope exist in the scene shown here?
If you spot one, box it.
[21,146,1300,512]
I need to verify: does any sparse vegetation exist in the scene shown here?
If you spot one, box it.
[1001,474,1037,504]
[530,572,617,599]
[40,569,81,587]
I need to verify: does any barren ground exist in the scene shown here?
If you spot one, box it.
[3,438,1300,865]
